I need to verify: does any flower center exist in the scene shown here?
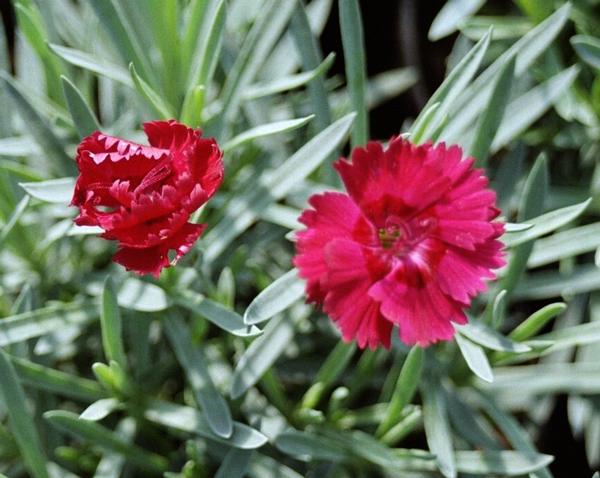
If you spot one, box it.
[377,215,437,255]
[378,224,404,249]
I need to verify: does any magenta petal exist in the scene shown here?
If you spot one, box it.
[293,136,505,349]
[293,192,376,303]
[369,274,466,346]
[322,239,392,348]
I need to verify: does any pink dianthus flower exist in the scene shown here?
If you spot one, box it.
[293,138,505,348]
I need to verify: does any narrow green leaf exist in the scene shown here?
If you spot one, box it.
[515,265,600,300]
[88,0,155,86]
[45,411,167,472]
[321,428,416,468]
[250,453,305,478]
[215,449,253,478]
[274,429,351,462]
[93,419,135,478]
[533,320,600,353]
[571,35,600,70]
[186,0,226,91]
[148,0,179,106]
[509,303,566,342]
[80,398,120,421]
[501,154,548,293]
[380,406,423,446]
[129,63,175,119]
[61,76,100,139]
[10,355,105,402]
[0,302,98,346]
[0,136,39,156]
[223,116,314,152]
[278,428,432,469]
[14,2,62,101]
[92,362,121,396]
[0,350,49,478]
[491,289,507,328]
[445,390,499,449]
[454,450,553,475]
[20,177,74,203]
[203,113,355,262]
[144,399,268,449]
[410,29,491,141]
[216,267,236,308]
[428,0,485,40]
[214,0,297,136]
[0,195,29,249]
[180,85,205,127]
[455,333,494,382]
[478,394,552,478]
[290,2,332,131]
[491,66,579,152]
[0,71,72,175]
[301,341,356,409]
[339,0,368,146]
[181,0,210,73]
[101,277,127,369]
[529,223,600,268]
[469,54,515,166]
[482,363,600,397]
[504,222,533,232]
[456,320,531,353]
[69,225,103,236]
[181,0,209,70]
[409,102,440,145]
[243,53,335,100]
[231,314,296,399]
[377,346,424,437]
[444,4,571,140]
[504,199,591,248]
[48,44,133,86]
[117,278,169,312]
[176,290,262,337]
[164,315,233,438]
[460,15,532,41]
[244,269,305,325]
[261,204,302,230]
[422,377,456,478]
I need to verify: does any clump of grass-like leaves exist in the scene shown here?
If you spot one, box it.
[1,0,600,477]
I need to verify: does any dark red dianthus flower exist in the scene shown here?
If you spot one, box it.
[71,120,223,277]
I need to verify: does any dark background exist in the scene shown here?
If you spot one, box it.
[0,0,592,475]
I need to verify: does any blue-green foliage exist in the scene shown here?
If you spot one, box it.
[0,0,599,476]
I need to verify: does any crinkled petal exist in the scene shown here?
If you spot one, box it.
[113,223,205,277]
[293,192,377,303]
[144,120,224,199]
[103,210,189,248]
[322,239,392,348]
[293,137,505,349]
[369,273,467,346]
[334,139,452,226]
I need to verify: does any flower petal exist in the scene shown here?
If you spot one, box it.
[293,192,376,303]
[370,273,466,346]
[113,223,205,277]
[322,239,392,348]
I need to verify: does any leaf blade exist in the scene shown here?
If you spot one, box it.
[0,350,50,478]
[164,315,233,438]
